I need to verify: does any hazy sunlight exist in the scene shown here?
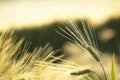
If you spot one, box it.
[0,0,120,30]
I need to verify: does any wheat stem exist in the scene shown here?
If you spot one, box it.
[91,71,102,80]
[99,62,107,80]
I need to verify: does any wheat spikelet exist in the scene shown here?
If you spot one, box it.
[57,20,100,62]
[57,20,108,80]
[86,46,100,62]
[71,69,91,75]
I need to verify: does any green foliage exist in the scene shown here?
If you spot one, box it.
[84,74,93,80]
[110,54,115,80]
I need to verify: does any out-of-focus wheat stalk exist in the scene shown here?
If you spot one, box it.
[0,31,55,80]
[0,31,85,80]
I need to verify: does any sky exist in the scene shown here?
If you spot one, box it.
[0,0,120,30]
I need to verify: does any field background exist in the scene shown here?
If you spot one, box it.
[0,0,120,80]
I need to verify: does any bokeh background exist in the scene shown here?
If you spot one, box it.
[0,0,120,63]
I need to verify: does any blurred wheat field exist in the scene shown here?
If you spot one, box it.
[0,31,84,80]
[0,31,56,80]
[0,0,120,80]
[0,21,120,80]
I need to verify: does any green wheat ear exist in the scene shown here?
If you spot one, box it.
[70,69,102,80]
[86,47,100,62]
[57,20,100,62]
[71,69,91,75]
[57,20,107,80]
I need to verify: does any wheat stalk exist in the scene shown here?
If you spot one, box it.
[57,20,107,80]
[0,31,55,80]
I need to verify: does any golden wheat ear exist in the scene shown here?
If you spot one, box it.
[0,31,56,80]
